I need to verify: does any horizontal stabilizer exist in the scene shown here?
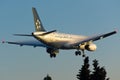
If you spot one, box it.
[13,34,33,37]
[40,30,57,36]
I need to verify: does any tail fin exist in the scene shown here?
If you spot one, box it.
[32,7,46,32]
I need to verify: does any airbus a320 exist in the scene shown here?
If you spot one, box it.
[3,7,117,58]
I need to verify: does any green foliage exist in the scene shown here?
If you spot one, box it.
[77,57,109,80]
[90,59,109,80]
[76,57,90,80]
[43,74,52,80]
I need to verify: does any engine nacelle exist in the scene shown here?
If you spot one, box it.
[85,44,97,51]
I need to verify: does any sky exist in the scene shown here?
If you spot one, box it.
[0,0,120,80]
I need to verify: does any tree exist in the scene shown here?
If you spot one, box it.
[76,57,110,80]
[76,57,90,80]
[43,74,52,80]
[90,59,109,80]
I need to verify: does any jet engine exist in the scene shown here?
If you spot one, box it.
[85,44,97,51]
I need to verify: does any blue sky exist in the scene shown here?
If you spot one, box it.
[0,0,120,80]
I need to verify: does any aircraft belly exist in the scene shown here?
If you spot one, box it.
[46,39,76,49]
[45,40,69,49]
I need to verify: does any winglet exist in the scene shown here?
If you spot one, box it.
[2,40,5,43]
[1,39,7,44]
[114,29,118,33]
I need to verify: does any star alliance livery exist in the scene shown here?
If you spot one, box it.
[3,7,117,58]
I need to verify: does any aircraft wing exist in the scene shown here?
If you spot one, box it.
[73,30,117,46]
[3,39,47,48]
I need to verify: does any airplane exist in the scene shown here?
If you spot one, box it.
[2,7,117,58]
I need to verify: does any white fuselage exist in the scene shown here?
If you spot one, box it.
[33,32,88,49]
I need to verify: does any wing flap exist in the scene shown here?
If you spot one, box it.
[92,30,117,41]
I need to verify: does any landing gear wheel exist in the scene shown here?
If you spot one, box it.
[53,54,56,57]
[50,54,53,58]
[75,51,81,56]
[50,54,56,58]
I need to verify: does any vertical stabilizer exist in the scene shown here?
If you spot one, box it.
[32,7,46,32]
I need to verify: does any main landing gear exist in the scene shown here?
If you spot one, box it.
[50,53,56,58]
[75,50,86,57]
[46,48,58,58]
